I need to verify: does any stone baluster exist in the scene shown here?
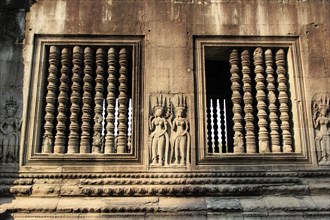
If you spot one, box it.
[54,48,71,153]
[68,46,83,153]
[276,49,293,152]
[216,99,221,153]
[42,46,60,153]
[117,48,129,153]
[220,99,227,153]
[206,99,213,153]
[230,50,244,153]
[92,48,106,153]
[254,47,270,153]
[210,99,215,152]
[241,50,256,153]
[265,49,281,152]
[105,47,118,153]
[80,47,94,153]
[127,98,133,153]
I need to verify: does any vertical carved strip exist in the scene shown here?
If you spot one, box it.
[80,47,94,153]
[210,99,215,152]
[127,98,133,153]
[206,99,213,153]
[105,47,118,153]
[241,50,256,153]
[254,47,270,153]
[265,49,281,152]
[220,99,227,153]
[92,48,106,153]
[276,49,293,152]
[54,48,71,153]
[216,99,221,153]
[117,48,129,153]
[230,50,244,153]
[42,46,60,153]
[213,99,219,153]
[68,46,83,153]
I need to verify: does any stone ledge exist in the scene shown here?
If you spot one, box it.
[1,196,329,218]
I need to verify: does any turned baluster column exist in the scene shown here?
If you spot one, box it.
[253,47,270,153]
[92,48,106,153]
[241,50,256,153]
[68,46,83,153]
[54,48,71,153]
[117,48,129,153]
[230,50,244,153]
[42,46,60,153]
[209,99,215,152]
[80,47,94,153]
[105,48,118,153]
[265,49,281,152]
[276,49,293,152]
[254,48,270,153]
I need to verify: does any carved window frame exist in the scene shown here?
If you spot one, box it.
[194,36,313,167]
[21,35,144,170]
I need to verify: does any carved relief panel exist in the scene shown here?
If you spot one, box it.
[312,94,330,166]
[0,97,21,165]
[148,94,191,168]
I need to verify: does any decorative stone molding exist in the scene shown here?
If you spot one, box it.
[312,93,330,166]
[148,94,190,168]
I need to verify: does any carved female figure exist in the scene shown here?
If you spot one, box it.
[0,98,21,164]
[313,95,330,165]
[149,104,169,166]
[170,98,190,165]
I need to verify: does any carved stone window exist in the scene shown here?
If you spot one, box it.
[22,36,143,167]
[195,37,311,165]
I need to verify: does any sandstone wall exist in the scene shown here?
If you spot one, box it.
[0,0,329,219]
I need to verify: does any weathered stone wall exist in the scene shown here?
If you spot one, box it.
[0,0,329,219]
[0,6,25,130]
[24,0,329,98]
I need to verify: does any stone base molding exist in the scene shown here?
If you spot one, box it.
[1,195,330,219]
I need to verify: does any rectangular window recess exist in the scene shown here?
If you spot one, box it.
[194,36,312,165]
[22,35,143,166]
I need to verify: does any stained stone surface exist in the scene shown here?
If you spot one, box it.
[0,0,330,219]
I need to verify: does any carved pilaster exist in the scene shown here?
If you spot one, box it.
[276,49,293,153]
[105,48,118,153]
[265,49,281,152]
[241,50,256,153]
[80,47,94,153]
[42,46,60,153]
[92,48,106,154]
[54,48,71,153]
[230,50,244,153]
[254,47,270,153]
[67,46,83,153]
[117,48,129,153]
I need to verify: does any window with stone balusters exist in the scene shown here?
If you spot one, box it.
[23,36,142,165]
[195,37,310,165]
